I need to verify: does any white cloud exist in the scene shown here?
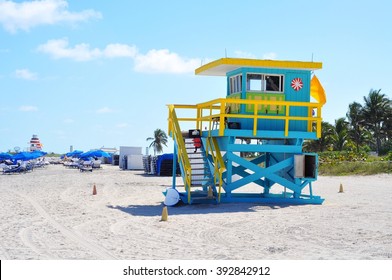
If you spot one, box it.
[134,49,200,74]
[0,0,101,33]
[15,68,37,80]
[37,38,137,61]
[37,38,101,61]
[38,38,200,74]
[262,52,278,60]
[103,44,137,58]
[96,107,113,114]
[19,105,38,112]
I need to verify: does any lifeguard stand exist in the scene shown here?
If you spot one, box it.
[167,58,326,205]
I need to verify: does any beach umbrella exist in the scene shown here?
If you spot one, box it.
[65,150,83,157]
[90,150,111,158]
[12,152,36,161]
[31,150,47,158]
[0,152,12,160]
[12,151,47,161]
[79,150,111,159]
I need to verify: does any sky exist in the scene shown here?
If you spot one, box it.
[0,0,391,154]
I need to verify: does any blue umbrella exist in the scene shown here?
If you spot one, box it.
[79,150,111,159]
[12,151,46,161]
[0,152,12,160]
[12,152,36,161]
[31,150,47,157]
[65,150,83,157]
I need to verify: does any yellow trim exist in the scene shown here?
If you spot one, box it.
[204,137,226,203]
[168,105,192,203]
[169,97,324,139]
[196,58,322,76]
[211,137,225,202]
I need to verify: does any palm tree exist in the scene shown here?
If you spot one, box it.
[303,121,334,152]
[382,104,392,142]
[146,129,168,155]
[346,101,365,152]
[331,117,349,151]
[361,89,391,155]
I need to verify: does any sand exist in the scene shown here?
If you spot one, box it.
[0,164,391,260]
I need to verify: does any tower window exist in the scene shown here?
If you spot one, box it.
[229,74,242,94]
[246,73,284,93]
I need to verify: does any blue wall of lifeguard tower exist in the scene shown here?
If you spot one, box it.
[226,67,311,132]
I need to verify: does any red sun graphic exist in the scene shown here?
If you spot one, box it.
[291,78,303,91]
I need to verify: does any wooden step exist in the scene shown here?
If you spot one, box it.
[191,177,210,181]
[191,167,209,171]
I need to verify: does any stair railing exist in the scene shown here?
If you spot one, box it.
[205,136,226,202]
[168,105,192,203]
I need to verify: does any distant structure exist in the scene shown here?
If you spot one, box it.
[167,57,326,205]
[29,134,43,151]
[100,147,118,154]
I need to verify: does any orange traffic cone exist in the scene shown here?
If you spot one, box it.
[92,184,97,195]
[161,206,168,221]
[338,183,344,193]
[207,186,214,199]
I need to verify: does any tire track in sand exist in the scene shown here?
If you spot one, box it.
[19,226,58,259]
[10,189,117,259]
[0,240,11,259]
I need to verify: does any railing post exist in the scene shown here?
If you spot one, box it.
[196,106,201,131]
[219,101,225,136]
[285,105,290,137]
[209,106,213,134]
[317,106,322,138]
[168,105,172,137]
[307,107,313,132]
[253,105,258,136]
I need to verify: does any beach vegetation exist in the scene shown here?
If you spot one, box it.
[319,159,392,175]
[146,128,168,155]
[305,89,391,157]
[302,89,392,175]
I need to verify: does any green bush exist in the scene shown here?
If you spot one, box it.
[318,151,368,164]
[319,161,391,175]
[318,151,391,175]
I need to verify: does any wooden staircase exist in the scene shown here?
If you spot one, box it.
[183,137,216,203]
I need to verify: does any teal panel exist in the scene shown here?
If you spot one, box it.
[284,71,311,132]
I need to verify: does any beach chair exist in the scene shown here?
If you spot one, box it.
[65,159,81,169]
[92,160,101,169]
[79,160,93,172]
[33,158,47,168]
[79,165,93,172]
[3,165,23,174]
[21,161,34,172]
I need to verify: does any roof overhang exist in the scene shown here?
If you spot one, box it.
[195,58,322,76]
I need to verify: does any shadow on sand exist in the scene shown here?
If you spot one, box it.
[107,202,289,217]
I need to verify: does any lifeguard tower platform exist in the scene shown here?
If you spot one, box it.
[167,57,326,205]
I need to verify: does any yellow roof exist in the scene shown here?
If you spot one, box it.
[195,57,322,76]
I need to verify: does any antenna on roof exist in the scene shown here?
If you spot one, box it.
[311,53,314,76]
